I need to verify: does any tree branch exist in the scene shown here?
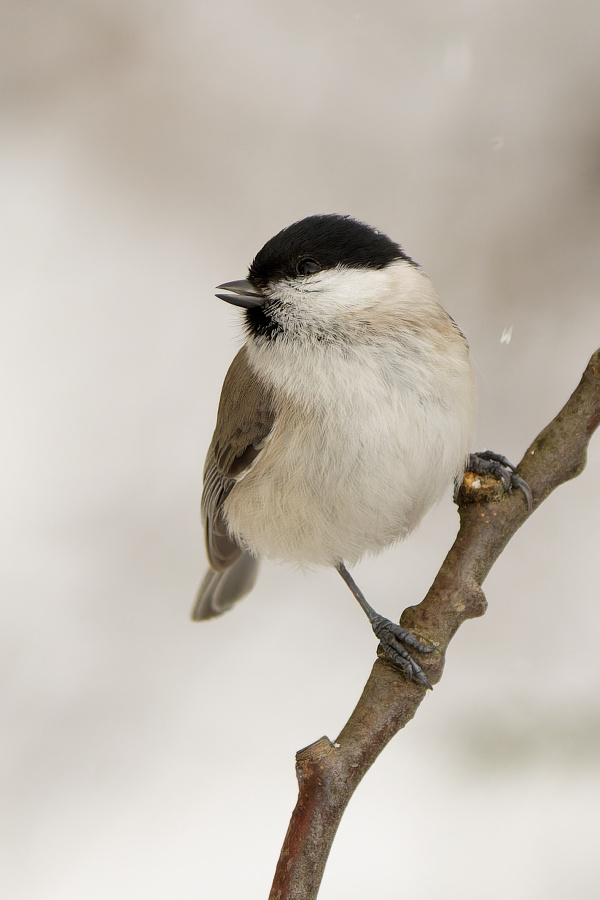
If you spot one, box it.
[269,348,600,900]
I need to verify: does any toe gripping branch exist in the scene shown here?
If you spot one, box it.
[460,450,533,511]
[370,614,434,690]
[336,563,434,690]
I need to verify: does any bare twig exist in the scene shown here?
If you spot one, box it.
[269,349,600,900]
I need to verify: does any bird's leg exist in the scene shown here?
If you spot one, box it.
[336,563,433,690]
[458,450,533,510]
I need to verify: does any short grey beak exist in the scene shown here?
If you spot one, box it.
[215,279,264,309]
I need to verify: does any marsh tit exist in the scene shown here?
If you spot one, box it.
[192,214,529,688]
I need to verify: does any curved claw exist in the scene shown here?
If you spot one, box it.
[466,450,533,511]
[509,472,533,510]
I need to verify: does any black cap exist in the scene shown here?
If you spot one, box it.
[248,214,414,286]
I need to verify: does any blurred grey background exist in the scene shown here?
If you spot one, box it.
[2,1,600,898]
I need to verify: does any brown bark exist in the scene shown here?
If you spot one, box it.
[269,349,600,900]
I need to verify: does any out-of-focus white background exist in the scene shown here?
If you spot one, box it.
[2,2,599,898]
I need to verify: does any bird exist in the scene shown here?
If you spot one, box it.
[192,214,530,688]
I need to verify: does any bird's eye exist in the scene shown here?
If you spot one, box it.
[296,257,321,276]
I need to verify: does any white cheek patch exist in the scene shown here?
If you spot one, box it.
[270,266,390,317]
[267,261,432,328]
[301,266,392,312]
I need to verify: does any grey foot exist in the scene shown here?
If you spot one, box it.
[371,614,434,690]
[461,450,533,510]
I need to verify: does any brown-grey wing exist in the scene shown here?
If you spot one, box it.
[193,458,259,620]
[194,347,276,618]
[201,461,240,571]
[202,345,276,568]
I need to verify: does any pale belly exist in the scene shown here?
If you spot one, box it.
[223,384,471,567]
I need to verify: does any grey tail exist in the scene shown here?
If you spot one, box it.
[191,554,259,621]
